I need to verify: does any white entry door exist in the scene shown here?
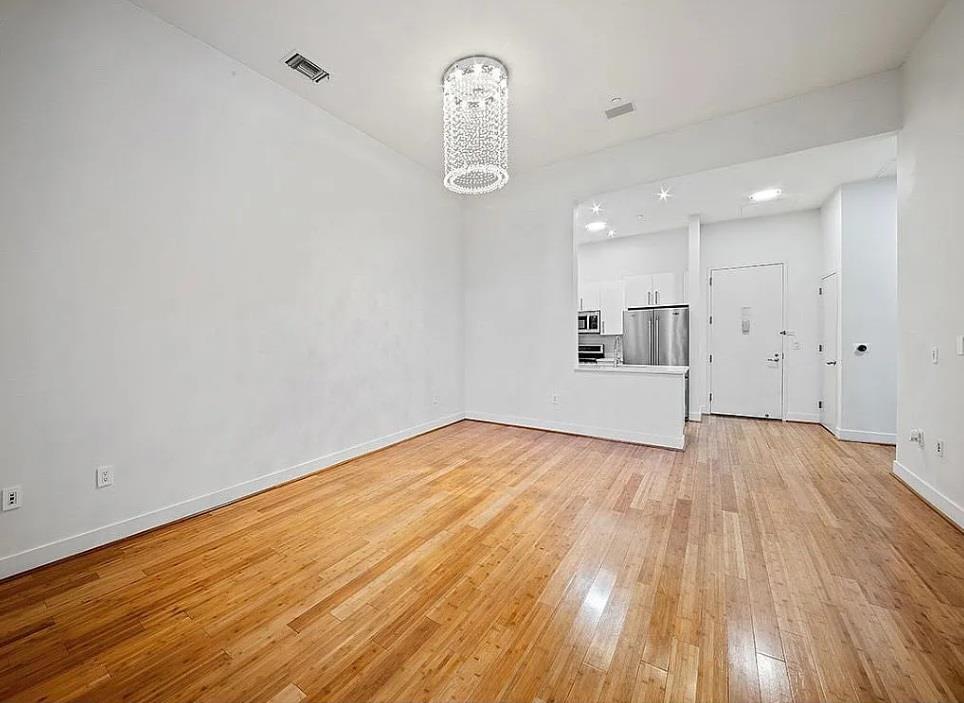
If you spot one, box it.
[820,273,839,434]
[709,264,784,419]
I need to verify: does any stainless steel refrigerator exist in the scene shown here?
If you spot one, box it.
[622,306,689,366]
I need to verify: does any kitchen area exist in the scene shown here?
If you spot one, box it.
[575,223,692,425]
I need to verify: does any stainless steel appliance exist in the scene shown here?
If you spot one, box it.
[578,343,605,364]
[577,310,600,334]
[622,306,689,366]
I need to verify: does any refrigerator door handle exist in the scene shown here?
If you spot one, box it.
[654,316,660,365]
[648,318,653,364]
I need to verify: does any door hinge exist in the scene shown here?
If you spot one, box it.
[818,343,823,352]
[709,392,713,401]
[709,315,713,324]
[709,277,713,286]
[818,287,823,295]
[818,401,823,409]
[708,354,713,363]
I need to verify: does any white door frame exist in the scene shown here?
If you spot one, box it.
[820,272,840,436]
[707,262,787,419]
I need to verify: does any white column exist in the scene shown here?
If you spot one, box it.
[688,215,703,421]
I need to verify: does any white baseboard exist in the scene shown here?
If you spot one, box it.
[893,460,964,530]
[466,412,685,450]
[0,413,465,581]
[784,412,820,423]
[838,428,897,445]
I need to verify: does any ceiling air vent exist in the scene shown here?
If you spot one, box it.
[284,52,330,83]
[605,102,635,119]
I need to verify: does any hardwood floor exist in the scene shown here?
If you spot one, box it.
[2,417,963,702]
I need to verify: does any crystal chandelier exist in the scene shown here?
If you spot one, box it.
[442,56,509,195]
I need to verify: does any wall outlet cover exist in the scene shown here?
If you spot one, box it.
[96,466,114,488]
[2,485,22,511]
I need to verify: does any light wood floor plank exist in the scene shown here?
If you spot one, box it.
[2,417,963,702]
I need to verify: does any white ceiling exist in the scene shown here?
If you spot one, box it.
[133,0,942,176]
[574,134,897,244]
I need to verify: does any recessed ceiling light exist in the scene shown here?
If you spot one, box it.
[591,202,602,215]
[585,220,607,233]
[657,186,673,202]
[749,187,782,202]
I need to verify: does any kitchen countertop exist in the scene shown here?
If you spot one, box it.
[575,363,689,376]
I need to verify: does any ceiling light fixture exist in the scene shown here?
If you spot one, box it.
[608,230,616,239]
[591,202,602,214]
[442,55,509,195]
[657,186,673,202]
[585,221,608,233]
[749,187,783,203]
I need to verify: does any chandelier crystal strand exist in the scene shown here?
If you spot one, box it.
[442,56,509,195]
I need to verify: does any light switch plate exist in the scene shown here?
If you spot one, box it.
[931,346,939,364]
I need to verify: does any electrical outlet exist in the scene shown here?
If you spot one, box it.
[551,393,560,405]
[936,439,945,457]
[2,486,22,512]
[931,346,939,364]
[909,429,924,445]
[96,465,114,488]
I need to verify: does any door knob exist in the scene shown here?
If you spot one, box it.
[825,361,837,366]
[767,356,781,363]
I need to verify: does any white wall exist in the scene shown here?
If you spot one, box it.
[464,72,901,438]
[0,0,463,577]
[894,0,964,527]
[701,211,824,422]
[821,189,843,279]
[839,178,898,441]
[577,228,688,285]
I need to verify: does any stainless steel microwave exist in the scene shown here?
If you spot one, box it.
[578,310,600,334]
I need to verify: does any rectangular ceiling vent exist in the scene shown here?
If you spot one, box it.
[284,52,330,83]
[605,102,635,119]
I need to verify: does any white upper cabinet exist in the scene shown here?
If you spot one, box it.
[651,271,687,306]
[624,275,654,307]
[599,280,625,336]
[623,272,688,307]
[578,281,602,312]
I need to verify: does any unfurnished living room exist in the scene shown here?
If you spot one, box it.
[1,1,963,701]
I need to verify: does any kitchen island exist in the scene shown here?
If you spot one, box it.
[562,363,689,449]
[575,363,688,376]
